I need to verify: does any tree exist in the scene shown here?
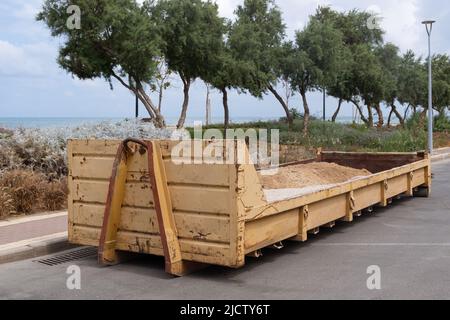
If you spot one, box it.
[351,44,385,127]
[327,45,354,122]
[228,0,293,124]
[397,51,427,119]
[322,8,384,125]
[204,49,240,129]
[288,9,345,134]
[37,0,166,127]
[375,43,404,127]
[150,59,173,113]
[156,0,225,128]
[431,54,450,117]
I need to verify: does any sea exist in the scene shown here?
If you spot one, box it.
[0,116,359,129]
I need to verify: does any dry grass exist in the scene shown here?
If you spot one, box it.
[0,187,15,218]
[0,170,68,217]
[0,170,43,213]
[39,177,68,211]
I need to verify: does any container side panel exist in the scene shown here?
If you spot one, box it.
[68,140,236,267]
[73,203,230,243]
[244,210,298,254]
[353,184,382,212]
[72,180,154,208]
[412,168,426,187]
[71,226,231,266]
[307,194,347,229]
[71,155,230,187]
[386,175,408,199]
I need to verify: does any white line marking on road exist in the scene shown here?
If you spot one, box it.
[312,243,450,247]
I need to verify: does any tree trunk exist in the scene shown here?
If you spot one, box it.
[391,104,405,127]
[332,99,343,122]
[177,76,191,129]
[136,87,165,128]
[268,85,293,125]
[403,104,411,121]
[110,72,166,128]
[300,89,310,136]
[387,109,394,128]
[367,104,374,128]
[350,100,369,125]
[374,103,384,128]
[419,108,427,129]
[158,87,164,112]
[221,87,229,129]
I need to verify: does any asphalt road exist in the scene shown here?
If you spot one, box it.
[1,159,450,300]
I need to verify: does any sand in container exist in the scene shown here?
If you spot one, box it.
[259,162,371,203]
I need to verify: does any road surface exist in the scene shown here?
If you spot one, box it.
[1,159,450,300]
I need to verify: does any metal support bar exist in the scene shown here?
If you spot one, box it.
[98,141,131,265]
[147,141,187,276]
[99,139,203,276]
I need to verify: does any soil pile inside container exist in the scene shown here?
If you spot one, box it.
[259,162,371,190]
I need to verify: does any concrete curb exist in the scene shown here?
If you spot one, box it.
[0,211,67,227]
[432,152,450,163]
[431,148,450,162]
[0,232,77,265]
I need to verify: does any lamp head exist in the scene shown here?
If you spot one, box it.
[422,20,436,36]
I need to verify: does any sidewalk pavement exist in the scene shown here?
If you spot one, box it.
[0,147,450,265]
[0,211,74,264]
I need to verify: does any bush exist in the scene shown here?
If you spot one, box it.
[434,115,450,132]
[0,187,15,218]
[0,119,174,180]
[0,170,44,214]
[0,127,13,139]
[405,112,450,133]
[0,170,69,216]
[195,118,430,152]
[40,178,68,211]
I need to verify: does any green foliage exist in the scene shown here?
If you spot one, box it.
[406,112,450,132]
[351,44,384,106]
[190,119,428,152]
[431,54,450,114]
[38,0,160,84]
[156,0,225,82]
[37,2,450,131]
[397,51,427,108]
[228,0,286,96]
[434,115,450,132]
[37,0,167,125]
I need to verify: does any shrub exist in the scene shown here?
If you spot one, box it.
[0,127,13,139]
[39,178,68,211]
[0,187,15,218]
[0,170,69,216]
[0,170,44,214]
[434,115,450,132]
[0,120,174,181]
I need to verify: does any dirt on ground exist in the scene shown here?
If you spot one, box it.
[259,162,371,190]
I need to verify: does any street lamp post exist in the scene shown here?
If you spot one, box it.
[135,92,139,119]
[422,20,436,155]
[322,88,326,121]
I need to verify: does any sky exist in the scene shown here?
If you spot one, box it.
[0,0,449,123]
